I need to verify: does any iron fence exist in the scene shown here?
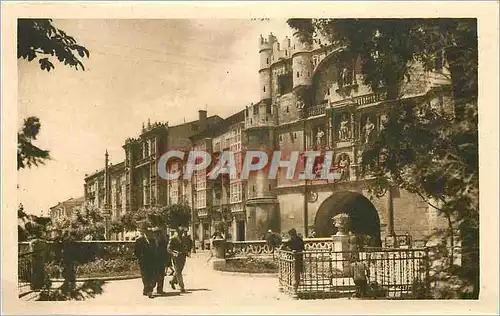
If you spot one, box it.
[18,251,35,293]
[277,247,430,299]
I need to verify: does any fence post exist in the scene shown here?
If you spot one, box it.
[29,239,47,291]
[292,254,298,299]
[424,247,431,299]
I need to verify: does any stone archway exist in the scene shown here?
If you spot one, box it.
[314,191,382,246]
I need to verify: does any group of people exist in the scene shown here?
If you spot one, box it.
[134,224,193,298]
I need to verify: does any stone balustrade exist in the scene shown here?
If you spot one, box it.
[307,104,327,117]
[224,237,335,259]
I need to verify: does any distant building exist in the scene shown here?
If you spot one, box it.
[48,197,85,221]
[83,27,452,244]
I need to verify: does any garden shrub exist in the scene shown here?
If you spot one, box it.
[222,257,278,273]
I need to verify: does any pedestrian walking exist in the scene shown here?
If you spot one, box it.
[168,228,189,293]
[281,228,305,292]
[152,226,168,295]
[350,255,370,298]
[134,224,157,298]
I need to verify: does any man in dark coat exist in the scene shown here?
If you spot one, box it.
[134,225,157,298]
[281,228,305,292]
[153,227,169,295]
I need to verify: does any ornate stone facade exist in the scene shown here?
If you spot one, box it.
[84,28,451,242]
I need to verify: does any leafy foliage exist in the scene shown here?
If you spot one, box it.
[109,220,125,234]
[51,204,105,240]
[288,18,478,298]
[164,203,191,230]
[18,203,52,241]
[17,117,50,170]
[119,203,191,231]
[17,19,90,170]
[18,19,90,72]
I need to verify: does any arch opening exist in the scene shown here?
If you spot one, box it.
[314,191,382,247]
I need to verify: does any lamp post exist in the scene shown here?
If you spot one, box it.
[302,114,309,238]
[190,171,196,253]
[102,204,112,240]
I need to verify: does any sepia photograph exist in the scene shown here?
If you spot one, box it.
[2,1,499,315]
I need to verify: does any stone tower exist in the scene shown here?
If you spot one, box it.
[242,34,283,240]
[258,33,275,101]
[291,31,313,105]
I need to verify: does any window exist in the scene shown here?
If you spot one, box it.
[266,57,269,64]
[296,71,299,78]
[278,73,293,95]
[253,104,259,115]
[191,124,198,132]
[279,135,283,142]
[266,102,272,114]
[263,86,266,92]
[286,106,289,113]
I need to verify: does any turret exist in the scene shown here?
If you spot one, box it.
[259,33,276,101]
[292,31,313,89]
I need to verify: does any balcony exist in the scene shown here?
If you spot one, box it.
[353,91,387,107]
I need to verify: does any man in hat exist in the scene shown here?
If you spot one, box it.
[134,223,157,298]
[168,227,189,293]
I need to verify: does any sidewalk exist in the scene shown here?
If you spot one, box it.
[91,251,286,306]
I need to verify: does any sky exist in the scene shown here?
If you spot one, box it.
[18,19,293,216]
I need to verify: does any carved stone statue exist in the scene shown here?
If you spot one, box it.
[338,154,350,181]
[364,117,375,144]
[339,117,350,140]
[340,67,350,87]
[316,128,325,147]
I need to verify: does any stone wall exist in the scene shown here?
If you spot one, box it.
[276,184,446,241]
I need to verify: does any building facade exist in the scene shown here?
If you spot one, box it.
[83,28,451,243]
[49,196,85,221]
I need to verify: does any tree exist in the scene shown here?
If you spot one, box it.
[17,19,96,300]
[164,203,191,230]
[119,203,191,232]
[51,204,105,240]
[17,19,90,170]
[18,117,51,170]
[18,203,52,241]
[288,18,478,298]
[18,19,89,72]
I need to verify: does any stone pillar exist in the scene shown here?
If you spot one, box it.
[29,239,47,291]
[332,233,351,276]
[213,237,226,259]
[385,187,396,247]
